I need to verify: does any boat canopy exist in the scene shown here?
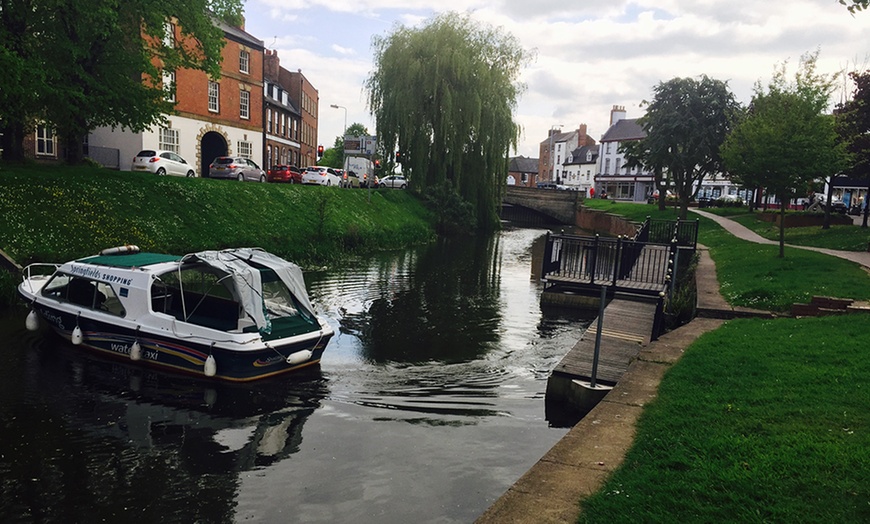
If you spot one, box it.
[182,248,315,334]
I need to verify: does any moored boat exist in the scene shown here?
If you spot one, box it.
[18,246,333,382]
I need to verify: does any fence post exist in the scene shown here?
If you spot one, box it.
[542,231,553,279]
[589,234,599,284]
[612,235,622,286]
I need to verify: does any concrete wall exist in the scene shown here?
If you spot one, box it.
[574,206,640,237]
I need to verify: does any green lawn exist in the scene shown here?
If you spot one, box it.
[578,314,870,523]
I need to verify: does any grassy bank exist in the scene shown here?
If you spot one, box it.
[577,199,870,522]
[579,314,870,522]
[0,164,436,305]
[583,199,870,311]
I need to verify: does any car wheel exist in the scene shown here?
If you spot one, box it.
[400,184,406,189]
[237,173,244,182]
[260,174,266,183]
[156,167,166,176]
[186,170,195,177]
[380,183,386,188]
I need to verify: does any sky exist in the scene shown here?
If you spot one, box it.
[241,0,870,160]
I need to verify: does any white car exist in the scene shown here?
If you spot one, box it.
[131,150,196,177]
[302,166,341,186]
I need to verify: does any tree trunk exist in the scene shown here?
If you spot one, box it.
[822,185,834,230]
[778,199,786,258]
[63,130,85,165]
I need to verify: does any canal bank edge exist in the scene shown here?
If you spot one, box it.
[475,246,740,523]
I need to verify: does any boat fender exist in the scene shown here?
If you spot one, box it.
[25,310,39,331]
[99,245,140,256]
[71,325,83,345]
[204,354,217,377]
[130,340,142,361]
[286,349,312,366]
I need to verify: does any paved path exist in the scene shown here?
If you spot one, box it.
[689,209,870,269]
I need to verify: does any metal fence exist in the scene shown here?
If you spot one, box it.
[635,217,699,247]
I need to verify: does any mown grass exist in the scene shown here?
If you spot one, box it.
[578,314,870,523]
[583,199,870,311]
[0,164,435,305]
[726,212,870,252]
[577,198,870,522]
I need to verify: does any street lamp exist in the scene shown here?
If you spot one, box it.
[549,124,562,182]
[330,104,347,137]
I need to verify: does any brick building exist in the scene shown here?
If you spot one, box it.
[537,124,595,184]
[89,17,269,176]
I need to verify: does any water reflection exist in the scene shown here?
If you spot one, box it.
[0,314,326,523]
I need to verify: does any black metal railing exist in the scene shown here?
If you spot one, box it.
[542,233,674,294]
[635,217,698,247]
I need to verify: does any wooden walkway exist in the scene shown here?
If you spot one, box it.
[546,296,659,409]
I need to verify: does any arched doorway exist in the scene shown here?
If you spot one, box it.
[201,132,227,178]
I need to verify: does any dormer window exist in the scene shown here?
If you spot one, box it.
[586,151,592,162]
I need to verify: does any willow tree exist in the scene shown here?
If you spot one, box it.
[366,12,532,231]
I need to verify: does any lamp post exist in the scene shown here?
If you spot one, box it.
[330,104,347,137]
[549,124,562,182]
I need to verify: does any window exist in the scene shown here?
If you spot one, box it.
[164,22,175,48]
[615,158,622,173]
[36,125,55,156]
[237,140,252,159]
[162,70,175,102]
[208,81,220,112]
[604,158,611,174]
[159,128,179,153]
[240,89,250,119]
[42,273,126,317]
[239,50,250,74]
[606,142,612,154]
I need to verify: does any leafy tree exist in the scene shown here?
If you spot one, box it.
[625,76,740,219]
[721,52,850,256]
[834,70,870,228]
[840,0,869,13]
[366,12,532,231]
[0,0,243,163]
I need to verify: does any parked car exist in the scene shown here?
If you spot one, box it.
[267,165,303,184]
[342,170,361,188]
[379,175,408,189]
[828,200,848,214]
[131,150,196,177]
[301,166,341,186]
[209,156,266,182]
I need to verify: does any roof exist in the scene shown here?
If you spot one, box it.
[509,156,539,173]
[565,145,599,166]
[80,253,182,268]
[215,17,264,50]
[600,118,645,142]
[539,130,577,146]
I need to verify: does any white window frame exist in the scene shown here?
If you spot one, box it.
[36,125,55,156]
[208,81,220,113]
[240,50,250,74]
[240,90,250,120]
[237,140,252,159]
[162,70,175,103]
[164,22,175,48]
[159,128,179,153]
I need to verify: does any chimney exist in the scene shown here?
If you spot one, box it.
[264,49,279,80]
[610,105,626,126]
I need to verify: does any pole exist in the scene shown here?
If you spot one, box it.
[590,285,607,388]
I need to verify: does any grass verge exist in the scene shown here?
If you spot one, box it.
[0,164,436,306]
[578,314,870,522]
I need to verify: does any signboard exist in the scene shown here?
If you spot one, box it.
[343,135,377,156]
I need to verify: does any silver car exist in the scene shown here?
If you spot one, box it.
[131,150,196,177]
[208,156,266,182]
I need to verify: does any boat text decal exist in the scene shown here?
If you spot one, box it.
[69,265,133,286]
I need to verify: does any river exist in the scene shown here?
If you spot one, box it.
[0,226,593,524]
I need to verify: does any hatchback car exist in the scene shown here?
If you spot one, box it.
[301,166,341,186]
[379,175,408,189]
[209,156,266,182]
[341,170,361,188]
[131,150,196,177]
[267,165,303,184]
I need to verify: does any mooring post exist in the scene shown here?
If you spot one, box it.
[590,285,607,388]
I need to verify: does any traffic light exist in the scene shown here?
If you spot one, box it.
[395,151,403,164]
[374,159,381,171]
[317,145,324,158]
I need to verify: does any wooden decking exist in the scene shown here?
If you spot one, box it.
[546,296,659,409]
